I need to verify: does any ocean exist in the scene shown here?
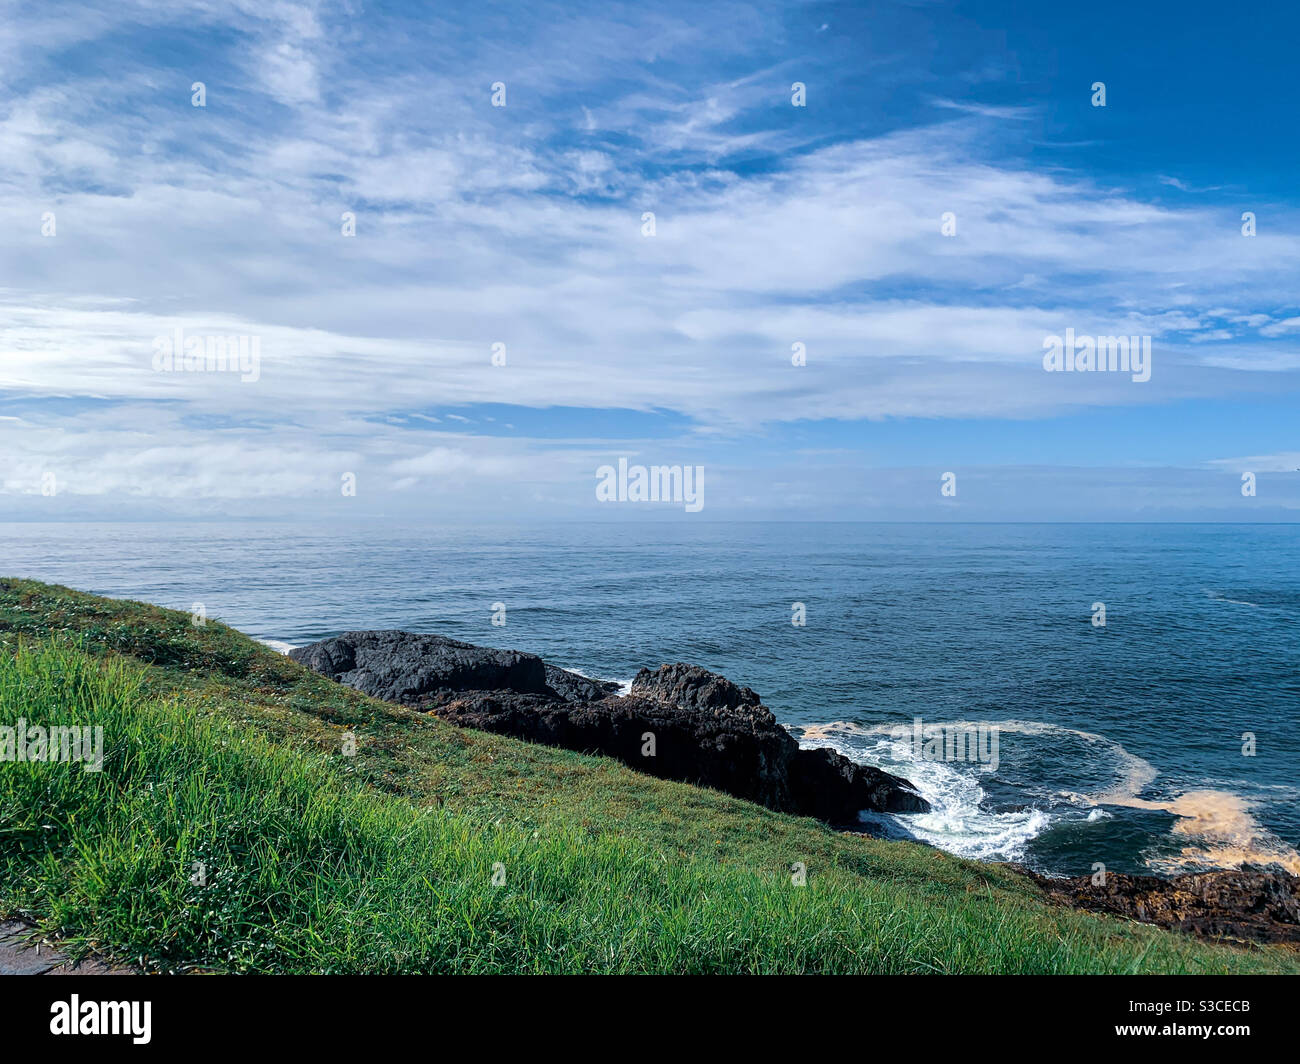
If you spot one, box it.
[4,520,1297,878]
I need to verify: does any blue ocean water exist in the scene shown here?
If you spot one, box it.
[3,520,1297,878]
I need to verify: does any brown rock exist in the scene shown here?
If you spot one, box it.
[1024,864,1300,944]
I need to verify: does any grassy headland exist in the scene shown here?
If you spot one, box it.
[0,577,1294,973]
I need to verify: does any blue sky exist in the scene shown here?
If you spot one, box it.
[1,0,1298,520]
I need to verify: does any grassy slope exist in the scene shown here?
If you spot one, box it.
[0,577,1294,973]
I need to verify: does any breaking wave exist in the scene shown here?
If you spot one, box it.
[796,719,1300,875]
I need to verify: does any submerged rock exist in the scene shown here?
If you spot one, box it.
[290,633,928,825]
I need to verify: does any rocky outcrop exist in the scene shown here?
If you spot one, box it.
[288,631,614,706]
[290,633,928,825]
[630,663,763,715]
[790,746,931,818]
[1024,865,1300,944]
[625,664,929,819]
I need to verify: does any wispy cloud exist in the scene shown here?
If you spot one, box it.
[1,0,1297,519]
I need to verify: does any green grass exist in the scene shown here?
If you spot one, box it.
[0,577,1295,973]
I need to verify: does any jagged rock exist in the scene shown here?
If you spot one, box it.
[625,664,928,820]
[290,634,929,825]
[440,684,803,811]
[790,746,931,817]
[1023,864,1300,944]
[630,662,763,714]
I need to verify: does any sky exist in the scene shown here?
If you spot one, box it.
[1,0,1298,521]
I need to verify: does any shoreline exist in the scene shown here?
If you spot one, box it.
[4,577,1298,964]
[257,630,1300,884]
[281,625,1300,944]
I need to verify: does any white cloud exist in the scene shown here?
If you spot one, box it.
[1,0,1298,518]
[1259,316,1300,337]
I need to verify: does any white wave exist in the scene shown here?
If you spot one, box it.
[254,637,297,655]
[864,750,1051,861]
[796,723,1053,862]
[795,718,1300,875]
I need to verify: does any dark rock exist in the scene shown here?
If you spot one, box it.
[290,634,929,825]
[290,631,548,703]
[543,664,621,702]
[1023,864,1300,944]
[434,662,928,823]
[434,686,799,810]
[790,746,931,817]
[289,631,614,705]
[630,662,763,714]
[628,664,927,820]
